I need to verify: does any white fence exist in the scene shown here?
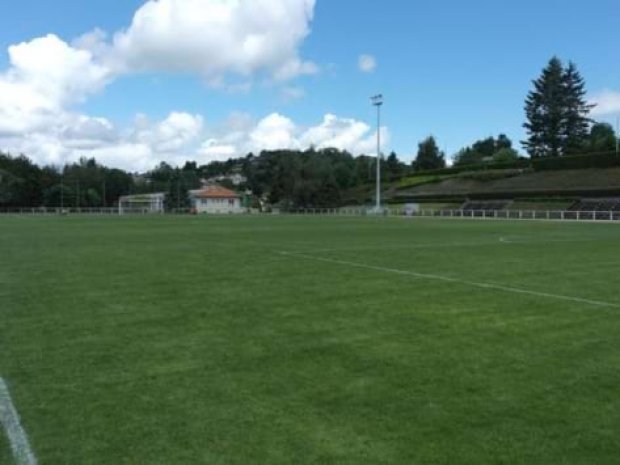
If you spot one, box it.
[1,207,619,222]
[289,208,620,222]
[0,208,133,215]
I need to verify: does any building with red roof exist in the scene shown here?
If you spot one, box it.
[190,185,244,214]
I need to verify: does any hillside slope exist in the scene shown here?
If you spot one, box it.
[394,167,620,200]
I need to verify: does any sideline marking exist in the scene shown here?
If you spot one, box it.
[278,251,620,309]
[0,377,37,465]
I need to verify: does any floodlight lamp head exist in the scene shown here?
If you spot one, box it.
[371,94,383,106]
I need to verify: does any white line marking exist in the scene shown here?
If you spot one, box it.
[278,251,620,309]
[0,378,37,465]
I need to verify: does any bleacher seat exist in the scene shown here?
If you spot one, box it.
[461,200,510,213]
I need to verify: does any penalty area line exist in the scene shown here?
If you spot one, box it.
[0,377,37,465]
[277,251,620,309]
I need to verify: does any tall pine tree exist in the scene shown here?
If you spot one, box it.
[523,57,565,158]
[523,57,592,158]
[414,136,446,171]
[562,62,594,154]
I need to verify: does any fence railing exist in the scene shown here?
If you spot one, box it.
[288,208,620,221]
[1,207,619,222]
[0,207,121,215]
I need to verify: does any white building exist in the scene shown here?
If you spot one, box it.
[204,173,247,186]
[190,185,244,214]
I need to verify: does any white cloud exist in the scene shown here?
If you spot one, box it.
[590,90,620,116]
[199,140,238,162]
[0,109,390,170]
[200,112,389,161]
[110,0,318,82]
[249,113,300,151]
[132,112,203,153]
[0,34,111,136]
[358,54,377,73]
[0,1,395,171]
[0,0,321,169]
[61,116,118,150]
[300,114,385,153]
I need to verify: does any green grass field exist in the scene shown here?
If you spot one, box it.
[2,215,620,464]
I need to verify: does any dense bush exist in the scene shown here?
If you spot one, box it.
[412,159,531,176]
[532,151,620,171]
[456,168,529,182]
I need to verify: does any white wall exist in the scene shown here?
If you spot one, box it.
[194,197,244,214]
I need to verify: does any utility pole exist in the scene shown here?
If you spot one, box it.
[371,94,383,212]
[616,115,620,156]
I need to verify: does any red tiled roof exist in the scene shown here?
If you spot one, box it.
[193,185,241,199]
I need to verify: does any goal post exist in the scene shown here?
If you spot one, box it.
[118,193,166,215]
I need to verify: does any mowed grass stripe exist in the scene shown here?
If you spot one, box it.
[278,251,620,309]
[1,216,620,464]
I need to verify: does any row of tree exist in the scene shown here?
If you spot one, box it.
[2,121,618,209]
[0,149,412,208]
[410,119,619,172]
[1,57,618,209]
[410,57,618,168]
[0,155,134,208]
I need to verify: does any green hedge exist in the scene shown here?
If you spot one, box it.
[410,159,531,177]
[397,152,620,178]
[532,152,620,171]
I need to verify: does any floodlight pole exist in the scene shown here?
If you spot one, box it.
[616,115,619,156]
[371,94,383,212]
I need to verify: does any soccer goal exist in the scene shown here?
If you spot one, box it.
[118,193,166,215]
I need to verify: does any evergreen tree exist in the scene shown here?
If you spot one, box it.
[563,62,594,154]
[385,152,405,180]
[523,57,593,157]
[588,123,617,153]
[453,134,517,166]
[164,171,190,212]
[523,57,566,158]
[414,136,446,171]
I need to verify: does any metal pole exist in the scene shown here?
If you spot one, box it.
[376,102,381,212]
[616,115,620,156]
[371,94,383,212]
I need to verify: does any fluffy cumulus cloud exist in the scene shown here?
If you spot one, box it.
[0,110,205,171]
[132,112,204,154]
[102,0,318,82]
[358,54,377,73]
[0,0,323,169]
[0,34,110,136]
[590,90,620,116]
[0,0,389,171]
[199,112,389,161]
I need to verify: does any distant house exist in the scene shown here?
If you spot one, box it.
[204,173,248,186]
[190,185,244,214]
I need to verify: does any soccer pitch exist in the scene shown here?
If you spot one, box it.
[1,215,619,464]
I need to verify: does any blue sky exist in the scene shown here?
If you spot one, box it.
[0,0,619,170]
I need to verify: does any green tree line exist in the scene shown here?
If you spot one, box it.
[1,56,618,209]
